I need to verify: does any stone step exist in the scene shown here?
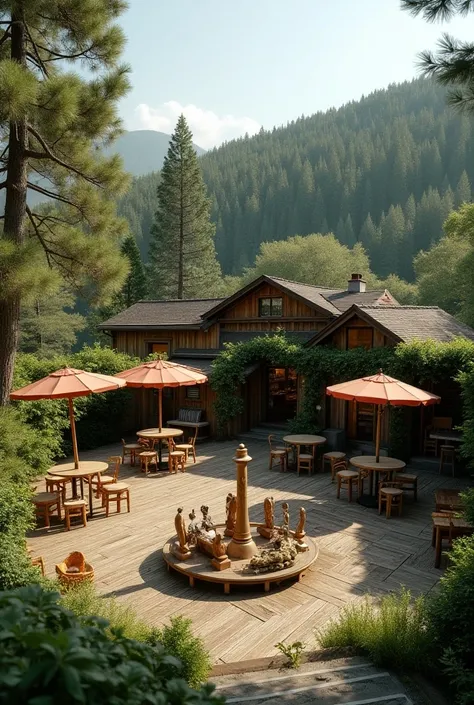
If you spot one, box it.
[211,658,414,705]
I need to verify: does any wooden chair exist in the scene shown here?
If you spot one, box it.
[297,445,313,476]
[335,461,359,502]
[423,426,438,457]
[268,434,288,472]
[167,439,186,473]
[121,438,142,466]
[91,456,121,497]
[139,450,158,474]
[323,451,346,481]
[56,551,94,586]
[64,499,87,530]
[45,477,71,505]
[175,427,198,464]
[27,546,46,576]
[101,482,130,517]
[32,492,61,529]
[378,481,403,518]
[394,472,418,501]
[439,445,455,476]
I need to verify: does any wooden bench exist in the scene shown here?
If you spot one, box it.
[167,408,210,440]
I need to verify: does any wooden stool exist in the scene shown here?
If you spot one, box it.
[323,452,346,481]
[64,499,87,531]
[395,472,418,501]
[139,450,158,475]
[379,484,403,518]
[297,446,313,476]
[439,445,455,476]
[101,482,130,517]
[268,435,288,472]
[45,477,71,504]
[32,492,61,529]
[169,450,186,473]
[336,469,359,502]
[121,439,142,466]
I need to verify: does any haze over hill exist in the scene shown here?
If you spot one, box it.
[104,129,205,176]
[119,78,473,282]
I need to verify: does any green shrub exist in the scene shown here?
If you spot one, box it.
[429,535,474,703]
[0,585,222,705]
[0,405,56,482]
[148,616,213,688]
[317,588,431,671]
[62,583,212,687]
[62,581,151,642]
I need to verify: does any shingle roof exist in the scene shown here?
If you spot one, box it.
[358,305,474,343]
[98,298,224,329]
[265,276,398,313]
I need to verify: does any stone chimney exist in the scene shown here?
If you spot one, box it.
[347,273,366,293]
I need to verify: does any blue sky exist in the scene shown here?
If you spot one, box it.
[119,0,473,148]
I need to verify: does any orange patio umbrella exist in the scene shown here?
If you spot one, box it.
[10,367,126,468]
[326,370,440,462]
[115,359,208,432]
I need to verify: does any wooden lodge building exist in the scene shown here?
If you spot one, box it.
[99,274,474,453]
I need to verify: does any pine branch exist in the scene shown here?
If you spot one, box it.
[26,181,81,210]
[26,205,82,266]
[26,204,52,267]
[24,25,48,77]
[401,0,474,20]
[26,125,102,186]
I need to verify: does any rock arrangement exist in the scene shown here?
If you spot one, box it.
[245,529,298,574]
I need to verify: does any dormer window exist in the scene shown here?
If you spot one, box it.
[259,297,283,317]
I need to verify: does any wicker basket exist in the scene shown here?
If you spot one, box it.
[55,551,94,586]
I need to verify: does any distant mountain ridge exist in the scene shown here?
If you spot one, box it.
[105,130,206,176]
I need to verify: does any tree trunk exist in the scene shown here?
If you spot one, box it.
[0,11,28,405]
[177,146,184,299]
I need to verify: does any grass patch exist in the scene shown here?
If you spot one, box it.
[62,582,212,686]
[317,588,432,672]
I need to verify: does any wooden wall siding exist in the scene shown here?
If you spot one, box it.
[328,398,389,445]
[113,326,219,358]
[321,317,394,350]
[220,320,327,333]
[221,284,324,320]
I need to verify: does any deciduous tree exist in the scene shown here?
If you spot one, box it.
[0,1,130,404]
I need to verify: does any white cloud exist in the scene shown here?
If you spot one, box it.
[134,100,261,149]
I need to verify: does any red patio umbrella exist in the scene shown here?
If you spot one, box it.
[115,359,208,431]
[326,370,440,462]
[10,367,126,468]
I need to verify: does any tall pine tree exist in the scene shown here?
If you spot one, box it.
[115,236,147,309]
[148,115,222,299]
[0,1,130,404]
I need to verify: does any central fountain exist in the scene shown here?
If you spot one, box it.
[162,443,318,594]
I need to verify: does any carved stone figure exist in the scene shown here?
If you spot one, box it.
[225,493,237,536]
[258,496,275,539]
[187,509,198,546]
[264,497,275,529]
[200,505,214,532]
[211,533,231,571]
[294,508,306,539]
[282,502,290,531]
[172,507,191,560]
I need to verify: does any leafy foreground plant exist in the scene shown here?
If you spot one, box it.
[275,640,305,668]
[429,535,474,705]
[62,581,212,687]
[0,585,222,705]
[317,588,431,672]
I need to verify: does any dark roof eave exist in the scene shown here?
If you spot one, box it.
[305,305,403,347]
[98,324,203,331]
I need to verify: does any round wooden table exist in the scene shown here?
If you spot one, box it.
[283,434,326,472]
[48,461,109,517]
[137,428,183,469]
[349,455,406,508]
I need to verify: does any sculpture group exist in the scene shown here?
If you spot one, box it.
[172,495,308,573]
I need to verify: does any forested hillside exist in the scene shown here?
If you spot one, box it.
[119,78,473,280]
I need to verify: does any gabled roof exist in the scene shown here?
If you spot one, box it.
[307,304,474,346]
[98,298,224,330]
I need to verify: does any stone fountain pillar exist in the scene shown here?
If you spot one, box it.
[227,444,258,560]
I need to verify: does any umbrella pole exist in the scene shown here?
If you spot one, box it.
[158,388,163,432]
[68,397,80,469]
[375,404,382,463]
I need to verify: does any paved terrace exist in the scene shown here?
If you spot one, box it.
[28,440,467,665]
